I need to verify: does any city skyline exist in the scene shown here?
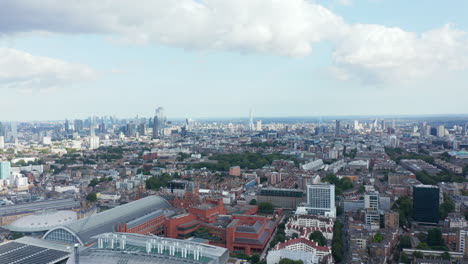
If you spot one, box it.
[1,0,468,120]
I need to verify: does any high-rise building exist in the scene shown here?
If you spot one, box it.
[256,120,262,131]
[10,122,17,141]
[413,185,440,223]
[138,123,146,136]
[89,136,100,150]
[74,119,84,132]
[0,136,4,149]
[248,110,255,131]
[335,120,341,136]
[152,116,159,139]
[303,184,336,217]
[437,125,445,137]
[152,107,166,139]
[0,161,11,180]
[0,121,3,136]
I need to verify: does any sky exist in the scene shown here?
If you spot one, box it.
[0,0,468,121]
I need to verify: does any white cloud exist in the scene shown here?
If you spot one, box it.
[0,48,97,89]
[1,0,468,84]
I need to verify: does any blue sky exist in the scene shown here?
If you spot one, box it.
[0,0,467,120]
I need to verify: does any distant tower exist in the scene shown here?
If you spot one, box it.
[10,122,17,141]
[335,120,341,136]
[465,122,468,137]
[248,109,254,131]
[152,107,166,138]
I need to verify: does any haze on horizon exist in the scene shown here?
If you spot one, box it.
[1,0,468,120]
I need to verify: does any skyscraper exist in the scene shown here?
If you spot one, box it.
[437,125,445,137]
[248,109,254,131]
[304,184,336,217]
[152,107,166,139]
[0,122,3,136]
[335,120,341,136]
[0,136,4,149]
[0,161,11,180]
[74,119,84,133]
[413,185,440,223]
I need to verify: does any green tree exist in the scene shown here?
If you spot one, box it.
[88,178,99,188]
[439,195,455,219]
[258,202,274,214]
[441,251,451,260]
[416,243,430,249]
[372,232,384,243]
[400,252,410,264]
[278,259,303,264]
[399,235,412,249]
[309,231,327,246]
[249,254,260,264]
[249,199,257,205]
[86,192,97,202]
[413,251,424,259]
[427,228,444,247]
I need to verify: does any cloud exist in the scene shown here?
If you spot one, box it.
[1,0,468,84]
[0,48,97,89]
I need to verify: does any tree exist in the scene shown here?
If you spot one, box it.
[279,259,303,264]
[258,202,274,214]
[372,232,384,243]
[416,243,430,249]
[427,228,444,247]
[358,185,365,193]
[413,251,424,259]
[309,231,327,246]
[249,254,260,264]
[249,199,257,205]
[400,252,410,264]
[88,178,99,188]
[441,251,451,260]
[399,235,412,249]
[86,192,97,202]
[439,195,455,219]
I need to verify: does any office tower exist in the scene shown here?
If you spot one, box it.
[152,116,159,139]
[64,119,70,134]
[437,125,445,137]
[335,120,341,136]
[256,120,262,131]
[138,123,146,136]
[0,161,11,180]
[74,119,84,132]
[0,122,3,136]
[413,185,440,223]
[354,120,359,130]
[0,136,4,149]
[306,184,336,217]
[127,122,136,137]
[152,107,166,138]
[10,122,17,141]
[248,110,254,131]
[381,119,386,130]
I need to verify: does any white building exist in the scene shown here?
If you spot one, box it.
[296,184,336,218]
[267,237,333,264]
[89,136,100,150]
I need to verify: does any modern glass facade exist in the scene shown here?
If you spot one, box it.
[413,185,440,223]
